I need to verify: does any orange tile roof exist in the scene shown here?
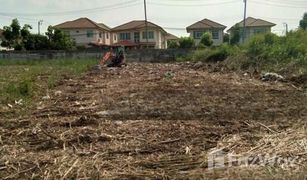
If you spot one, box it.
[186,19,226,31]
[54,17,110,31]
[229,17,276,30]
[112,20,167,34]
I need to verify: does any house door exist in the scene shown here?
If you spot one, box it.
[134,32,140,43]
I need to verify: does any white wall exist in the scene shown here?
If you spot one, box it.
[189,29,224,46]
[240,27,271,43]
[229,26,272,44]
[111,33,118,44]
[114,28,167,49]
[64,29,111,46]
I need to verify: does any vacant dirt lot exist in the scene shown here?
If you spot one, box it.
[1,63,307,179]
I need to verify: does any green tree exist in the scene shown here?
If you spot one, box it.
[1,19,32,50]
[21,24,32,40]
[200,32,213,47]
[46,26,74,50]
[230,24,241,45]
[178,37,195,49]
[299,12,307,30]
[167,40,179,49]
[10,19,21,40]
[1,20,75,50]
[24,34,49,50]
[1,19,21,48]
[223,33,230,43]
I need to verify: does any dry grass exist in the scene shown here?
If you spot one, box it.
[0,62,307,179]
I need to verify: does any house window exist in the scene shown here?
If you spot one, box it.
[99,32,102,38]
[114,35,117,41]
[106,33,109,39]
[211,30,219,39]
[119,33,131,40]
[87,30,94,38]
[254,28,266,34]
[193,31,203,39]
[134,32,140,43]
[142,31,154,39]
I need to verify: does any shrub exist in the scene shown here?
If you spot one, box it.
[197,43,206,49]
[178,37,195,49]
[264,33,278,45]
[14,44,23,51]
[225,29,307,75]
[191,49,210,61]
[246,34,267,56]
[230,24,241,45]
[190,44,237,62]
[206,46,230,62]
[168,40,179,49]
[200,32,213,47]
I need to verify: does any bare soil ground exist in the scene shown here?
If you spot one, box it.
[1,63,307,179]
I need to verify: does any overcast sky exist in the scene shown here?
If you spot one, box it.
[0,0,306,37]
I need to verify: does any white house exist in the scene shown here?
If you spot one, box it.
[186,19,227,46]
[227,17,276,44]
[54,17,112,47]
[112,20,168,49]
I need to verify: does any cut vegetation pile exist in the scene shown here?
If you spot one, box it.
[0,62,306,179]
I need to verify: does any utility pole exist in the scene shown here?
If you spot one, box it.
[38,20,43,35]
[283,22,288,35]
[144,0,148,48]
[242,0,247,43]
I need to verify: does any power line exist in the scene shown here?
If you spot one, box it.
[0,14,38,23]
[159,0,224,1]
[0,0,141,17]
[147,0,239,7]
[250,0,307,8]
[256,0,307,6]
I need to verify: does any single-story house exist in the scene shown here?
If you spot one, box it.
[227,17,276,44]
[54,17,112,47]
[112,20,168,49]
[186,19,226,46]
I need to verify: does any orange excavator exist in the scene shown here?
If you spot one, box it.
[100,47,126,67]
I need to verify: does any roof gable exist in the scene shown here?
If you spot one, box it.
[98,23,111,31]
[54,18,110,31]
[166,33,179,40]
[229,17,276,30]
[112,20,167,33]
[187,18,226,31]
